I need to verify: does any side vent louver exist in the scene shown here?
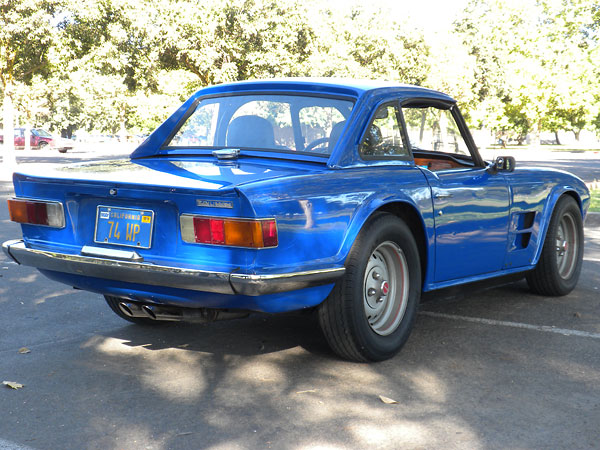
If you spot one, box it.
[513,212,536,249]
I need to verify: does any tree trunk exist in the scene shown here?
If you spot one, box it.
[554,131,561,145]
[574,130,580,141]
[2,87,17,167]
[530,121,541,150]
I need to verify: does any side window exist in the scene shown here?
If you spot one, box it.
[402,106,470,157]
[170,102,220,147]
[359,103,408,158]
[299,106,346,153]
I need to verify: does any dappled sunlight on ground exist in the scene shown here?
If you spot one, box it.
[88,417,162,450]
[15,273,38,284]
[544,357,600,385]
[404,369,448,403]
[346,419,480,449]
[1,293,598,449]
[72,316,486,449]
[84,335,208,402]
[33,288,75,305]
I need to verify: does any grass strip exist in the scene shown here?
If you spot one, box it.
[590,190,600,213]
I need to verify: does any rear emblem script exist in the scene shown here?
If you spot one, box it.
[196,199,234,209]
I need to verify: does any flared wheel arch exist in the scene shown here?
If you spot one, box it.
[350,202,429,288]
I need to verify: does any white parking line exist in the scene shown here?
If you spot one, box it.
[419,311,600,339]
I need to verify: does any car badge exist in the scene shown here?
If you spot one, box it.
[196,199,234,209]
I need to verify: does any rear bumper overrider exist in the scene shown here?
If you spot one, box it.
[2,239,345,296]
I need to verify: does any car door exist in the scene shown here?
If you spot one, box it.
[402,102,510,283]
[14,129,25,147]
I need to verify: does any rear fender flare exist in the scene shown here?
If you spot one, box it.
[336,194,432,279]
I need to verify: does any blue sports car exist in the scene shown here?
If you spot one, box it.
[3,79,590,361]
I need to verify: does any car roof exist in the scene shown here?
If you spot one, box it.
[131,78,457,162]
[196,78,456,103]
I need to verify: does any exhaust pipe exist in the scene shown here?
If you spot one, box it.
[133,302,248,323]
[118,302,148,319]
[141,304,182,321]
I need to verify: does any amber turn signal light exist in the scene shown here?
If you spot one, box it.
[7,198,65,228]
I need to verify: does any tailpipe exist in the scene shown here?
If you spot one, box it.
[118,302,148,319]
[135,303,248,323]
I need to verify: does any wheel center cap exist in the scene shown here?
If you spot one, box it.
[381,281,390,296]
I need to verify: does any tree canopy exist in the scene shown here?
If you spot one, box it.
[1,0,599,152]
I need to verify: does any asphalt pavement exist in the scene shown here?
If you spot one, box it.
[0,148,599,449]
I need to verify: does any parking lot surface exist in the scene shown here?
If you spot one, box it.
[0,151,599,449]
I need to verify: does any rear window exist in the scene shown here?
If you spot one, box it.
[165,94,354,156]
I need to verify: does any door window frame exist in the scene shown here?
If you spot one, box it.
[399,98,485,168]
[358,100,413,162]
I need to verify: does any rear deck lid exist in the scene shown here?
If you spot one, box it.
[13,157,326,191]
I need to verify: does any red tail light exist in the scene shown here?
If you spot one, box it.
[7,198,65,228]
[181,215,278,248]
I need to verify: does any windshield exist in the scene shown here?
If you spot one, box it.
[165,94,354,156]
[33,129,53,137]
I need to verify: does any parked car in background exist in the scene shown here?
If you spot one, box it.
[55,136,76,153]
[2,79,590,362]
[0,128,54,149]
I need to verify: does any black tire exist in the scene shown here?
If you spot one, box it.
[318,213,421,362]
[58,148,67,153]
[38,141,48,149]
[526,196,584,296]
[104,295,161,325]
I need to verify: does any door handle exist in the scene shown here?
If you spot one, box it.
[434,192,453,200]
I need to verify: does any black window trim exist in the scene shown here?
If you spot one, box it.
[358,99,413,162]
[160,91,357,155]
[399,97,485,168]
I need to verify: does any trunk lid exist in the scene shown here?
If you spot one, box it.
[15,156,324,191]
[12,156,326,272]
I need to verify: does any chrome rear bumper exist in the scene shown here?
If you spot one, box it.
[2,239,344,296]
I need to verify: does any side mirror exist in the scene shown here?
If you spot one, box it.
[488,156,516,174]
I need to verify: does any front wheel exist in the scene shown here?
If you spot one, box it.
[526,196,584,296]
[318,214,421,362]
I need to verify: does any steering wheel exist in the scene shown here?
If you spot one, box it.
[303,137,330,152]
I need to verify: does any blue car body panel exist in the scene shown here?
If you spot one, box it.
[4,79,590,313]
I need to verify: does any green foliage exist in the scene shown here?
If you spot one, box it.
[590,190,600,213]
[0,0,59,88]
[155,0,317,84]
[455,0,598,140]
[307,4,429,84]
[2,0,598,141]
[593,112,600,135]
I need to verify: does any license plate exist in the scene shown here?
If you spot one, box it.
[94,206,154,249]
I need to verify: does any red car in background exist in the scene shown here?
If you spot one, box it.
[0,128,54,149]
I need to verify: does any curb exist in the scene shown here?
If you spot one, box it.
[585,212,600,229]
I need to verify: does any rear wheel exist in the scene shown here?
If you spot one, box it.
[318,214,421,362]
[526,196,583,296]
[38,141,48,149]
